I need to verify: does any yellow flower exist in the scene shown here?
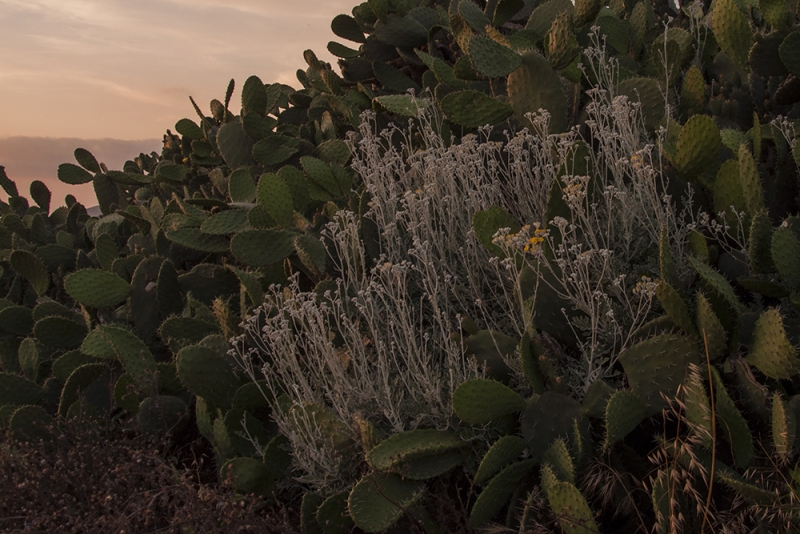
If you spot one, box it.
[523,228,547,253]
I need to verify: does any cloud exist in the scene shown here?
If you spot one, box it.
[1,0,360,139]
[0,136,161,207]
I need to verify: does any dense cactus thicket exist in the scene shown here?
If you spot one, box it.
[2,0,800,531]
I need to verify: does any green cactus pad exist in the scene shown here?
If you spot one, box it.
[137,395,188,435]
[738,145,764,217]
[683,369,713,448]
[0,305,34,336]
[10,405,54,443]
[519,334,546,393]
[546,11,578,71]
[712,0,754,70]
[746,308,800,379]
[64,269,131,308]
[317,491,355,533]
[373,95,430,117]
[97,325,158,393]
[252,135,301,166]
[372,62,420,93]
[231,229,298,267]
[595,10,630,55]
[301,157,349,198]
[542,438,574,484]
[710,368,753,469]
[675,115,721,179]
[472,206,520,258]
[604,389,647,448]
[176,345,242,409]
[778,31,800,77]
[17,338,38,382]
[220,456,274,497]
[374,14,427,48]
[10,250,49,296]
[57,362,107,416]
[57,163,93,185]
[33,316,87,349]
[415,49,468,90]
[51,351,94,381]
[0,373,46,406]
[288,403,352,452]
[655,280,697,336]
[165,228,230,253]
[301,492,325,534]
[544,469,599,534]
[521,391,587,461]
[474,435,526,485]
[175,118,204,139]
[160,316,219,347]
[749,212,775,274]
[714,159,747,228]
[452,378,526,424]
[619,333,701,415]
[257,173,294,228]
[216,121,255,171]
[696,293,727,361]
[615,77,664,131]
[507,50,567,134]
[367,429,465,471]
[581,379,615,419]
[467,35,523,79]
[440,90,513,129]
[771,225,800,290]
[348,472,425,533]
[469,459,536,527]
[228,168,256,203]
[772,393,796,461]
[94,233,118,271]
[331,14,365,43]
[680,65,705,117]
[241,75,267,117]
[294,234,327,277]
[688,256,741,315]
[525,0,573,43]
[199,209,249,236]
[717,471,777,505]
[464,329,516,382]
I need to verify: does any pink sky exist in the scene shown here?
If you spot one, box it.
[0,0,356,207]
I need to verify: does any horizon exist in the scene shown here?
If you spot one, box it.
[0,0,356,208]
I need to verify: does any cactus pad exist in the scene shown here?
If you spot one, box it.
[507,50,567,133]
[778,30,800,77]
[771,225,800,289]
[469,459,536,527]
[713,0,754,70]
[771,393,796,461]
[176,345,242,409]
[220,457,274,497]
[373,94,431,117]
[33,316,87,349]
[521,390,587,461]
[675,115,721,179]
[200,209,249,235]
[696,293,727,361]
[230,229,299,266]
[64,269,131,308]
[348,472,425,533]
[137,395,188,435]
[746,308,800,379]
[0,305,34,336]
[619,333,701,414]
[440,90,514,129]
[543,467,599,534]
[96,325,158,394]
[474,435,526,485]
[452,378,526,424]
[468,35,523,79]
[655,280,696,336]
[10,405,54,443]
[688,256,741,315]
[10,250,49,296]
[0,373,46,406]
[257,173,294,228]
[57,163,93,185]
[367,429,465,471]
[604,389,647,448]
[712,368,753,469]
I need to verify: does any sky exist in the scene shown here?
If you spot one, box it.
[0,0,356,207]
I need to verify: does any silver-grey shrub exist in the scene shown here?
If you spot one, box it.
[231,84,700,494]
